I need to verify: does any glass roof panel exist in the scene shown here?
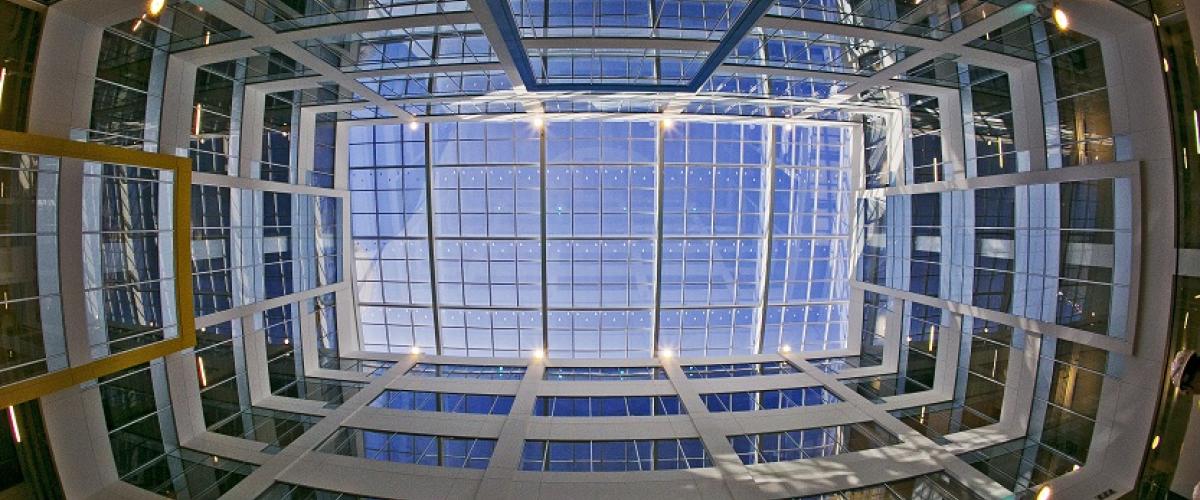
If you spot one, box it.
[727,28,922,77]
[703,72,849,100]
[352,119,852,358]
[360,70,513,98]
[767,0,1020,41]
[230,0,470,32]
[510,0,748,40]
[529,48,710,85]
[295,24,497,72]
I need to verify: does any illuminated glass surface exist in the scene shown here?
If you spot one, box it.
[351,120,852,358]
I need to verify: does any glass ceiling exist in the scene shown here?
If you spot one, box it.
[350,120,851,358]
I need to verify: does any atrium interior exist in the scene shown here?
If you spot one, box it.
[0,0,1198,498]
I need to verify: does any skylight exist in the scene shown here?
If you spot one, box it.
[350,119,851,357]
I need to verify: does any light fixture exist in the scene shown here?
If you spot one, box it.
[531,348,545,359]
[204,30,211,46]
[1163,58,1170,73]
[1072,464,1080,472]
[408,121,420,131]
[410,345,421,355]
[1036,486,1052,500]
[1193,110,1199,152]
[661,117,674,129]
[132,15,145,32]
[1151,435,1161,449]
[7,406,19,444]
[0,67,7,111]
[1052,4,1069,31]
[148,0,166,16]
[531,116,545,129]
[193,103,203,135]
[197,356,208,387]
[659,348,674,358]
[780,344,792,353]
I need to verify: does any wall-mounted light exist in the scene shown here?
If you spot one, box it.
[148,0,165,16]
[1052,3,1069,31]
[7,406,19,444]
[1151,435,1161,449]
[0,67,7,111]
[193,103,203,135]
[1036,486,1052,500]
[197,356,208,387]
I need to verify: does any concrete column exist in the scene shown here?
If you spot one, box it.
[25,9,118,498]
[661,358,767,500]
[474,361,545,498]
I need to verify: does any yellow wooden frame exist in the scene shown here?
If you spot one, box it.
[0,129,195,408]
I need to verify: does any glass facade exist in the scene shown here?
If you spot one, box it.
[370,390,516,415]
[729,422,899,465]
[520,439,711,472]
[532,395,684,416]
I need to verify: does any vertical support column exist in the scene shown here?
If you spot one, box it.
[846,286,865,356]
[26,10,117,499]
[299,296,320,374]
[880,296,905,374]
[661,357,766,500]
[239,88,265,179]
[650,121,667,354]
[753,123,777,354]
[1016,334,1055,491]
[938,92,967,181]
[958,64,979,179]
[296,108,317,187]
[421,122,442,354]
[932,311,963,395]
[998,328,1037,435]
[474,361,544,499]
[242,313,271,403]
[884,109,907,187]
[334,122,361,355]
[1010,62,1048,172]
[157,55,205,444]
[537,120,549,354]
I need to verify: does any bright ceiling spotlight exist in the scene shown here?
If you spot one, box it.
[1036,486,1052,500]
[148,0,166,16]
[659,348,674,358]
[1052,4,1069,31]
[532,348,545,359]
[531,116,545,129]
[408,121,420,131]
[660,117,674,129]
[780,344,792,353]
[410,345,421,355]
